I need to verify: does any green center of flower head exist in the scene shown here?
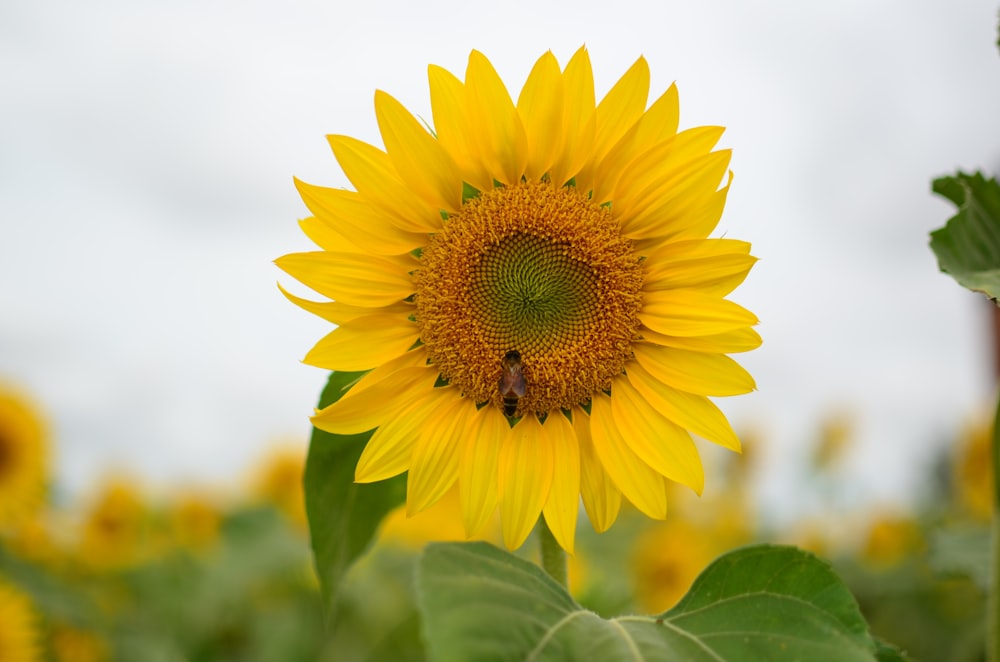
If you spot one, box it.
[415,181,644,417]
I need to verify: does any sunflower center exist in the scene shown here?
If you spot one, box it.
[414,180,644,416]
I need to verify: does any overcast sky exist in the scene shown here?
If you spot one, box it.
[2,0,998,521]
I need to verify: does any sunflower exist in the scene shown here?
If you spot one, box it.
[0,386,49,528]
[278,47,759,552]
[0,579,41,662]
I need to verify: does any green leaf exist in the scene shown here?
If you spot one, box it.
[417,542,880,661]
[929,171,1000,302]
[305,370,406,628]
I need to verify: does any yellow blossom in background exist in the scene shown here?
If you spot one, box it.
[76,479,152,571]
[0,385,49,528]
[250,445,307,530]
[168,491,222,551]
[954,415,992,520]
[811,411,853,472]
[48,623,110,662]
[861,513,923,569]
[0,579,41,662]
[279,47,759,552]
[631,518,729,613]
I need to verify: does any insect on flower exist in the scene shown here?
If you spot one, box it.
[498,350,526,418]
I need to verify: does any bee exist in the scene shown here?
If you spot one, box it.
[498,350,526,418]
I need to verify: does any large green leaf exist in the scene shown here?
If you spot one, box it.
[304,371,406,628]
[417,542,880,661]
[929,171,1000,302]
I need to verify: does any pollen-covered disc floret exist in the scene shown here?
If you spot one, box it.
[416,181,643,415]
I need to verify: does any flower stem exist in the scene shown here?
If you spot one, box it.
[538,517,568,589]
[991,391,1000,662]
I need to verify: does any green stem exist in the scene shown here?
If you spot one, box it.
[991,392,1000,662]
[538,517,568,589]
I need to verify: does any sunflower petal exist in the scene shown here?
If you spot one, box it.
[639,289,757,337]
[277,283,413,326]
[589,393,667,519]
[640,326,762,353]
[355,385,449,482]
[627,362,742,452]
[517,50,565,181]
[459,405,507,536]
[591,83,680,204]
[428,65,494,192]
[643,250,757,298]
[632,343,756,396]
[498,414,554,550]
[274,251,415,308]
[311,364,435,435]
[610,376,704,494]
[541,411,579,554]
[573,407,621,533]
[406,392,467,515]
[620,149,732,240]
[303,315,418,371]
[327,134,440,234]
[465,50,528,186]
[548,46,595,187]
[294,179,424,256]
[593,55,649,162]
[375,90,463,213]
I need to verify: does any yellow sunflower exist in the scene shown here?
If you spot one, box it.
[278,47,759,552]
[0,579,41,662]
[0,385,49,528]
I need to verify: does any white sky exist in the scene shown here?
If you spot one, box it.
[2,0,998,521]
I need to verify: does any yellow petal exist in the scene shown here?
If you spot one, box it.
[639,326,762,354]
[274,251,415,308]
[639,289,758,337]
[516,51,564,181]
[591,83,680,205]
[644,249,757,298]
[355,384,449,482]
[498,414,554,550]
[465,50,528,186]
[541,411,579,554]
[548,46,595,187]
[303,315,417,371]
[459,405,507,536]
[610,376,704,494]
[298,215,354,253]
[428,65,494,192]
[589,393,667,519]
[668,170,733,241]
[311,365,434,436]
[632,343,755,396]
[406,391,467,515]
[627,362,742,452]
[593,56,649,163]
[641,237,751,262]
[294,178,425,256]
[573,407,621,533]
[375,89,463,213]
[327,134,441,234]
[620,149,732,241]
[613,126,725,229]
[277,282,413,326]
